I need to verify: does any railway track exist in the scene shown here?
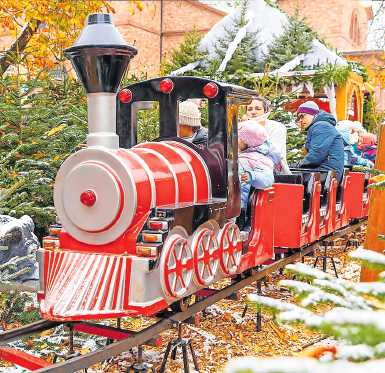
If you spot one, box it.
[0,219,366,372]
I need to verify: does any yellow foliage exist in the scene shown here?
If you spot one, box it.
[9,170,18,179]
[53,155,62,161]
[33,151,47,159]
[0,0,143,75]
[45,124,66,137]
[371,174,385,184]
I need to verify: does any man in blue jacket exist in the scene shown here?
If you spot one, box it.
[296,101,344,182]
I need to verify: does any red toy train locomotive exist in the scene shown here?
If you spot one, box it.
[37,14,369,321]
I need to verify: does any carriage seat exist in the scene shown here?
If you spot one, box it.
[319,171,336,216]
[274,173,303,184]
[336,169,350,209]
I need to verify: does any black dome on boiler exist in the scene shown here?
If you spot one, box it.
[65,14,137,93]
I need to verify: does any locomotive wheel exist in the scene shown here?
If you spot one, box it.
[161,234,193,298]
[218,222,242,275]
[192,228,219,286]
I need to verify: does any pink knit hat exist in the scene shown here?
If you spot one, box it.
[238,120,268,148]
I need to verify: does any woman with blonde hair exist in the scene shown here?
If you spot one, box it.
[245,97,290,174]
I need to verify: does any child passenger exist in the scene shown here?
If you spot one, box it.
[238,120,278,227]
[358,132,377,163]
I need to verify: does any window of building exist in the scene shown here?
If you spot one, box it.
[349,11,361,45]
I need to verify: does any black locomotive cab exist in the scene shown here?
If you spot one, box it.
[117,76,257,219]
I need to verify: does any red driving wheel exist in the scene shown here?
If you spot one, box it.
[162,235,193,298]
[218,222,242,275]
[192,228,219,286]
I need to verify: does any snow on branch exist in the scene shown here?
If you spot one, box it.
[247,294,317,325]
[352,282,385,301]
[312,279,349,296]
[284,263,334,281]
[279,279,360,309]
[279,279,320,295]
[316,308,385,346]
[300,290,351,308]
[224,356,385,373]
[349,248,385,271]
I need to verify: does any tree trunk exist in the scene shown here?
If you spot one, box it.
[361,124,385,281]
[0,21,41,76]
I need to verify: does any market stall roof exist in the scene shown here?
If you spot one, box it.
[199,0,287,59]
[172,0,348,76]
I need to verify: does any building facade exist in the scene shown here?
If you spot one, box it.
[343,50,385,112]
[276,0,373,51]
[111,0,226,76]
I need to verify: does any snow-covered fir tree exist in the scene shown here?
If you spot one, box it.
[264,13,315,71]
[224,245,385,373]
[162,31,205,76]
[205,0,263,82]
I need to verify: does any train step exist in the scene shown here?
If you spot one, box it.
[147,218,172,231]
[136,242,163,257]
[140,230,168,244]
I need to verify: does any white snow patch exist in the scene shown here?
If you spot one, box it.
[82,338,99,351]
[352,282,385,296]
[247,294,299,312]
[374,342,385,355]
[199,0,288,59]
[204,304,224,317]
[337,344,374,361]
[185,324,217,353]
[285,263,333,280]
[0,368,26,373]
[279,279,319,294]
[342,262,361,281]
[224,356,385,373]
[349,248,385,266]
[321,308,385,331]
[278,310,320,325]
[312,279,348,295]
[301,291,350,308]
[232,312,244,325]
[276,40,347,73]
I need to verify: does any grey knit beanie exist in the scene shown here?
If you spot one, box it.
[179,101,201,127]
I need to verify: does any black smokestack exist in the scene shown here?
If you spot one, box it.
[64,13,137,93]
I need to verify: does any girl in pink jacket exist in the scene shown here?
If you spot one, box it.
[238,120,280,210]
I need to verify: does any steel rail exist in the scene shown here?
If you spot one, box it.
[3,219,365,372]
[0,320,62,346]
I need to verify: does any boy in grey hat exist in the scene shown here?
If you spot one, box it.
[178,100,208,149]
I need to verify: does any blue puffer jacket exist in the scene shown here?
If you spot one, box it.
[300,111,345,182]
[336,126,374,168]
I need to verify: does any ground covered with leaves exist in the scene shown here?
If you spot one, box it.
[0,226,365,372]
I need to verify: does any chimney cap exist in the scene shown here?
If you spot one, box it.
[64,13,137,93]
[68,13,132,49]
[87,13,112,25]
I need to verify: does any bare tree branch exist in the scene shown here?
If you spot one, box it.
[0,20,41,76]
